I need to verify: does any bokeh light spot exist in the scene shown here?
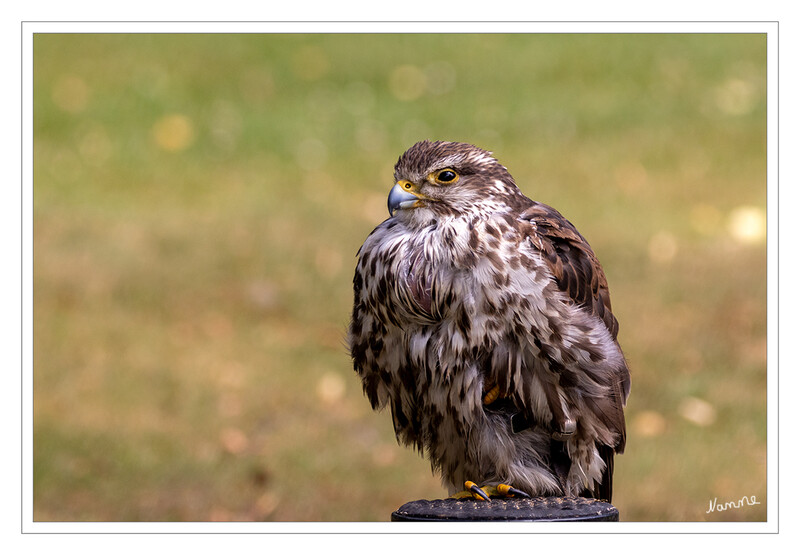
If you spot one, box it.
[219,427,249,455]
[678,396,717,427]
[253,492,280,519]
[52,75,90,113]
[715,78,759,116]
[246,280,280,312]
[648,231,678,264]
[727,205,766,244]
[632,410,667,438]
[152,114,195,152]
[316,372,346,405]
[389,64,427,102]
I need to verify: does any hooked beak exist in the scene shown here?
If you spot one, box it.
[387,182,421,216]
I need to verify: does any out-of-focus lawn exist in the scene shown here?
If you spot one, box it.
[32,33,767,522]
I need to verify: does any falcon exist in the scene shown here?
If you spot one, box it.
[348,140,630,502]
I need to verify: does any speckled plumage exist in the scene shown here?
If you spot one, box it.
[349,141,630,501]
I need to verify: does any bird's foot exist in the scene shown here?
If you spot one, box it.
[452,481,531,501]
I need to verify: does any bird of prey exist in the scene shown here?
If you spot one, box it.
[349,140,630,502]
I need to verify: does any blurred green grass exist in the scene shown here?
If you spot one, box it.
[33,33,767,521]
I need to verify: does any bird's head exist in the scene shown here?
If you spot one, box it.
[388,140,522,223]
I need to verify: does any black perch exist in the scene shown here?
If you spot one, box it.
[391,496,619,522]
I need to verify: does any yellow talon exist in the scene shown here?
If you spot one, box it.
[465,481,491,501]
[497,483,531,498]
[454,481,529,501]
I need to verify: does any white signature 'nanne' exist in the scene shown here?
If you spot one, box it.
[706,495,761,513]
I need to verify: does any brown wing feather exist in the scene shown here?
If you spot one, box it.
[521,201,631,407]
[520,201,619,339]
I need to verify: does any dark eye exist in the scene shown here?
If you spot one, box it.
[435,169,458,184]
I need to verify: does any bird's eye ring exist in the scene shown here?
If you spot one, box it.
[435,169,458,184]
[402,181,413,190]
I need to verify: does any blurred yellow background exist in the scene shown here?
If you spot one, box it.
[33,33,767,521]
